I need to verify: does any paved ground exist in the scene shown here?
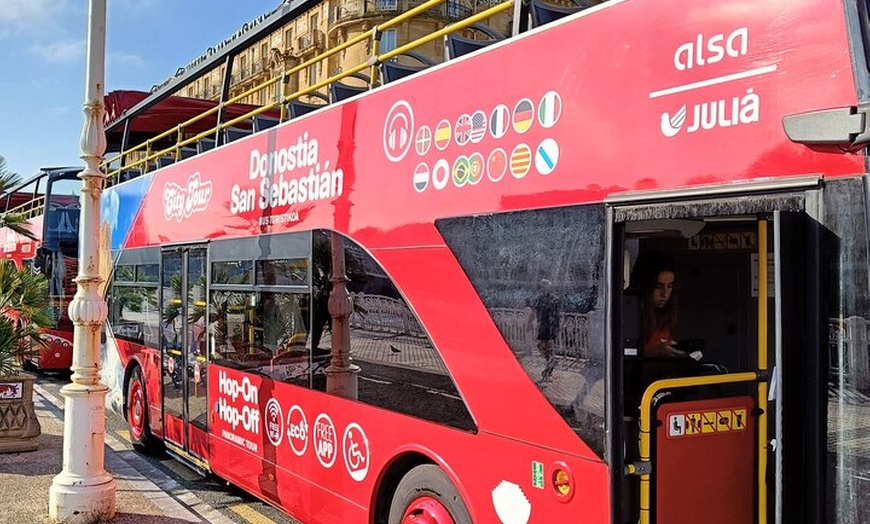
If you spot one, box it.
[0,384,238,524]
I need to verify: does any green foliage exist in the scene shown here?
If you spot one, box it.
[0,154,37,240]
[113,286,154,314]
[0,259,53,376]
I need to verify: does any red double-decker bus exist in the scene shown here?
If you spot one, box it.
[0,167,79,371]
[100,0,870,522]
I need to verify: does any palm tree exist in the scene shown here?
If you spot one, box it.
[0,259,52,376]
[0,155,37,240]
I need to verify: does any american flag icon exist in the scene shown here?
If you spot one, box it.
[469,111,487,143]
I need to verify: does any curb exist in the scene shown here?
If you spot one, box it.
[33,383,237,524]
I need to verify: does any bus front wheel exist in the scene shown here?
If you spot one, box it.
[126,366,156,454]
[388,464,472,524]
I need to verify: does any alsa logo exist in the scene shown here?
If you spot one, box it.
[163,172,213,222]
[660,89,759,138]
[674,27,748,71]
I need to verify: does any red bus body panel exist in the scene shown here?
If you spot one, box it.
[1,215,75,371]
[37,329,74,370]
[209,365,610,522]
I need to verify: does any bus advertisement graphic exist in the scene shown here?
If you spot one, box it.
[286,405,309,457]
[313,413,337,468]
[342,423,370,482]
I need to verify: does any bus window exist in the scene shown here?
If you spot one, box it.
[820,177,870,523]
[437,204,607,457]
[110,263,160,347]
[313,230,476,432]
[210,290,312,388]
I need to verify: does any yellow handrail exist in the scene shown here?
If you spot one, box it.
[4,195,46,220]
[635,371,763,524]
[104,0,513,184]
[380,2,513,62]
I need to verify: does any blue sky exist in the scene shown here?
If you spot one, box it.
[0,0,280,181]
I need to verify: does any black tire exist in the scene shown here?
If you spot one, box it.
[126,366,158,454]
[20,358,39,373]
[388,464,472,524]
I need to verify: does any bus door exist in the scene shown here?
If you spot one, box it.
[161,245,210,469]
[609,190,826,524]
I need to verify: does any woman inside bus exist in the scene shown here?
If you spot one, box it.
[630,250,688,359]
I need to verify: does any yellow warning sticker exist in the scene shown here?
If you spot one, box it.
[671,408,748,437]
[701,412,717,433]
[732,409,747,430]
[686,413,702,435]
[717,410,732,432]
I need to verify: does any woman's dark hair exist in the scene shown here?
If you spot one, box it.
[629,250,678,343]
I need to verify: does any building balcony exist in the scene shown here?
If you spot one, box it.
[328,0,483,30]
[297,29,326,54]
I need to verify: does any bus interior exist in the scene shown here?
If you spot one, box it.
[612,195,828,524]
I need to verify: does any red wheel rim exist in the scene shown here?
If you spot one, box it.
[128,377,146,441]
[401,496,455,524]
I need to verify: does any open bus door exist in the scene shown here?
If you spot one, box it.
[161,245,210,471]
[609,185,828,524]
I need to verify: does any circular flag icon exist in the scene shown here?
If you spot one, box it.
[468,152,484,185]
[512,98,534,134]
[535,138,559,175]
[432,158,450,190]
[454,115,472,146]
[538,91,563,129]
[487,148,508,182]
[415,125,432,156]
[469,111,487,144]
[453,156,470,187]
[490,104,510,139]
[383,100,414,162]
[435,120,452,151]
[510,144,532,178]
[413,162,430,192]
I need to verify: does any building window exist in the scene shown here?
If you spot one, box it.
[238,55,247,80]
[308,62,320,86]
[284,28,293,49]
[377,0,398,10]
[381,28,397,54]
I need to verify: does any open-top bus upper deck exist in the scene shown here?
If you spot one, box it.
[103,0,866,252]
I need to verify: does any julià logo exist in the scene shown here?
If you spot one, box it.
[660,106,687,138]
[660,89,760,138]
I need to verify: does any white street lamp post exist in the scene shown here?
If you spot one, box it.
[48,0,116,521]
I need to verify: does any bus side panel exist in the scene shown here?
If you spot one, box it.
[38,328,73,370]
[373,243,602,455]
[139,347,164,439]
[208,365,610,523]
